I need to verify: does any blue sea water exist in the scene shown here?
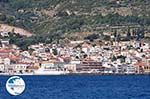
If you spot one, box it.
[0,75,150,99]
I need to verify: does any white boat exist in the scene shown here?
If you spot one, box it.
[33,67,69,75]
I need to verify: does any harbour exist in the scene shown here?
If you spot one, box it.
[0,75,150,99]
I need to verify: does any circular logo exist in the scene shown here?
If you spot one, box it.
[6,76,25,96]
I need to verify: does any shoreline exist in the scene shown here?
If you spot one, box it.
[0,73,150,76]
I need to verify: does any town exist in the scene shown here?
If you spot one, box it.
[0,31,149,75]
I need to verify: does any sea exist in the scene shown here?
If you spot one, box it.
[0,75,150,99]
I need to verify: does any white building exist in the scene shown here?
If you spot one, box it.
[0,64,4,72]
[11,63,30,73]
[125,65,136,74]
[0,31,9,37]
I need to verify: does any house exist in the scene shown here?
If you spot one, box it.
[38,53,49,61]
[0,57,3,63]
[102,62,115,73]
[20,51,30,57]
[134,61,145,74]
[115,64,135,74]
[54,62,65,70]
[64,63,76,73]
[3,58,13,74]
[26,65,39,73]
[70,40,84,44]
[0,49,13,58]
[81,41,92,53]
[0,31,9,37]
[26,62,40,73]
[19,55,36,63]
[28,43,43,49]
[0,39,10,48]
[11,63,32,73]
[76,61,104,73]
[116,65,125,74]
[143,59,150,74]
[143,66,150,74]
[0,64,4,72]
[40,62,55,68]
[4,58,10,65]
[125,57,132,64]
[125,65,136,74]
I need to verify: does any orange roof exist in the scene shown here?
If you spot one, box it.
[9,56,19,60]
[27,66,39,69]
[0,54,9,58]
[0,50,13,53]
[134,62,146,66]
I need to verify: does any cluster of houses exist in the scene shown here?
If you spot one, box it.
[0,31,150,75]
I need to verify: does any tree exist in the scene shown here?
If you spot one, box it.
[140,27,145,39]
[0,14,6,21]
[116,34,121,42]
[84,33,99,41]
[113,29,117,41]
[0,0,9,2]
[9,0,31,9]
[132,29,136,38]
[126,27,131,40]
[111,55,117,61]
[136,27,145,41]
[52,49,58,55]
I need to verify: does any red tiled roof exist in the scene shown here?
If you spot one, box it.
[0,54,9,58]
[9,56,19,60]
[134,62,146,66]
[0,50,13,53]
[27,66,39,69]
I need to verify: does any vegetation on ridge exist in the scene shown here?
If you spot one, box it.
[0,0,150,49]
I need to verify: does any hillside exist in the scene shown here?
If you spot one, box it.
[0,24,32,36]
[0,0,150,49]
